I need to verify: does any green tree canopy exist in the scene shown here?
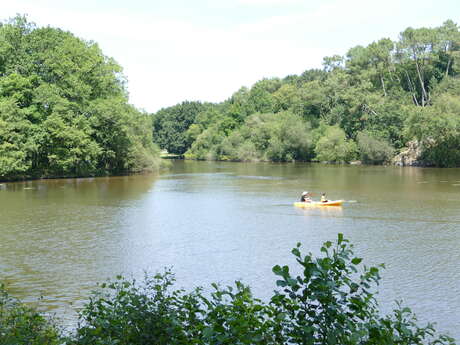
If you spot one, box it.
[152,101,209,155]
[0,15,160,180]
[153,19,460,167]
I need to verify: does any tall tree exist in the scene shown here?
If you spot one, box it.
[152,101,208,154]
[0,15,159,180]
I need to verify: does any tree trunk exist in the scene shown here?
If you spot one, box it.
[412,51,428,107]
[405,72,419,106]
[380,75,387,97]
[445,57,452,77]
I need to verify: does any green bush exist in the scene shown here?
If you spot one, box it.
[404,79,460,167]
[237,112,312,162]
[269,235,454,344]
[264,112,312,161]
[357,131,395,164]
[314,125,357,163]
[185,111,313,162]
[0,284,61,345]
[405,106,460,168]
[184,125,224,160]
[1,236,455,344]
[236,140,259,162]
[68,235,454,345]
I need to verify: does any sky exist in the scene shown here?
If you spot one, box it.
[2,0,459,112]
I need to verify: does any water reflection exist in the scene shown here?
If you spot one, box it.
[0,174,158,320]
[294,206,344,217]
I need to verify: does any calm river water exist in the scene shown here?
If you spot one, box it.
[1,160,459,339]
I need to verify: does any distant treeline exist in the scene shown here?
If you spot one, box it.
[0,16,160,181]
[153,20,460,167]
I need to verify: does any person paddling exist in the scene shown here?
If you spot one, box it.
[320,192,328,202]
[300,191,312,203]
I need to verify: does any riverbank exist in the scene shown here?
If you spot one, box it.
[0,160,172,183]
[160,150,183,159]
[0,169,159,183]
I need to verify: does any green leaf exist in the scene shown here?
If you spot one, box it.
[292,247,301,257]
[276,280,287,287]
[351,257,363,265]
[272,265,282,275]
[338,233,344,244]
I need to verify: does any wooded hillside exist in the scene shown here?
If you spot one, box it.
[153,20,460,167]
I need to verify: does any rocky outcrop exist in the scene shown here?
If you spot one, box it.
[393,140,425,166]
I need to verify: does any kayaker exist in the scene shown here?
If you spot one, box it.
[321,193,328,202]
[300,191,312,203]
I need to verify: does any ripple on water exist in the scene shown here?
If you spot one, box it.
[1,162,460,340]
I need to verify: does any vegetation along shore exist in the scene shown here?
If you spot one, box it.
[2,16,460,182]
[153,20,460,168]
[0,16,161,182]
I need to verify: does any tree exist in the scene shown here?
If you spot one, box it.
[397,26,446,106]
[0,99,37,177]
[315,125,357,163]
[323,54,344,72]
[405,77,460,167]
[437,20,460,77]
[152,101,208,154]
[273,84,299,112]
[0,15,160,180]
[156,19,460,167]
[246,78,281,114]
[357,131,395,164]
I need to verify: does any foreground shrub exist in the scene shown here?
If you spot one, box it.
[0,284,61,345]
[270,235,454,344]
[1,236,454,344]
[69,234,454,345]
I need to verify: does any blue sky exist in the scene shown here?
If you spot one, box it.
[2,0,459,112]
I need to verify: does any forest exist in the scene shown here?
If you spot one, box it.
[153,20,460,167]
[0,16,161,181]
[2,17,459,181]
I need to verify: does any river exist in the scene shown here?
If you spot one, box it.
[0,160,459,339]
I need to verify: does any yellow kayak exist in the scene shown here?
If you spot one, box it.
[294,200,344,207]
